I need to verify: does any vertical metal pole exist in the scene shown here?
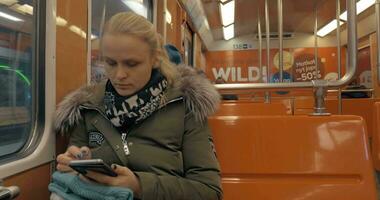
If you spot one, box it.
[258,12,263,83]
[337,0,342,114]
[278,0,283,82]
[87,0,92,84]
[265,0,271,102]
[347,0,358,84]
[376,0,380,86]
[311,80,330,116]
[314,4,319,80]
[99,0,106,58]
[265,0,270,83]
[163,0,168,44]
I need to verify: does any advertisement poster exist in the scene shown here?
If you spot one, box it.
[205,47,347,85]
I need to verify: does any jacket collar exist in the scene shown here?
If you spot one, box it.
[54,65,220,134]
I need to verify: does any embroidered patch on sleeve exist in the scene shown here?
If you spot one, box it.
[88,131,105,147]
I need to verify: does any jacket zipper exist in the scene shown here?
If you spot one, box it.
[79,105,131,155]
[121,132,130,155]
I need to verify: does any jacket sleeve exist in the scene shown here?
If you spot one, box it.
[135,114,223,200]
[67,118,89,148]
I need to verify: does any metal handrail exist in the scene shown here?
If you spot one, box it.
[330,88,374,93]
[215,0,357,91]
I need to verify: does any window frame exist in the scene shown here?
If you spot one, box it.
[0,0,56,178]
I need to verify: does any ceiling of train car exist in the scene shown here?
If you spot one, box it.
[201,0,375,40]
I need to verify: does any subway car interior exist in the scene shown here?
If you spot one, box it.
[1,0,380,199]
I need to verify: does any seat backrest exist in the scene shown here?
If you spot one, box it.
[293,97,339,115]
[325,98,377,137]
[294,98,377,137]
[372,102,380,170]
[341,98,376,137]
[209,115,377,200]
[293,97,314,115]
[214,100,292,116]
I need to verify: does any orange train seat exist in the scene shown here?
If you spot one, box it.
[372,102,380,171]
[213,100,292,116]
[294,98,377,137]
[326,98,377,137]
[293,97,340,115]
[341,98,377,137]
[209,115,377,200]
[293,97,315,115]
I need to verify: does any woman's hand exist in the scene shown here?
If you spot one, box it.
[84,164,142,198]
[56,145,91,172]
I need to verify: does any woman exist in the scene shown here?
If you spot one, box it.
[54,12,222,200]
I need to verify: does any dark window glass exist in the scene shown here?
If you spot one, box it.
[0,0,34,157]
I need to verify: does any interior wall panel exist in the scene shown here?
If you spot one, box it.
[3,164,51,200]
[56,0,88,155]
[166,0,182,49]
[156,0,164,36]
[370,33,380,98]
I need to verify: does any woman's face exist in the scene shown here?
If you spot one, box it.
[102,34,155,96]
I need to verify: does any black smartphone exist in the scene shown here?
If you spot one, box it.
[69,159,118,177]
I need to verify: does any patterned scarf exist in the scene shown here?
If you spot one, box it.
[104,69,168,133]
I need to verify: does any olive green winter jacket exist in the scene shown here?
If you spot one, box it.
[54,65,222,200]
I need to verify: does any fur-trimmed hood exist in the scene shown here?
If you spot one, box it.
[54,65,220,134]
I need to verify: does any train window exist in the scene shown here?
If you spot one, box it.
[0,0,40,159]
[90,0,153,83]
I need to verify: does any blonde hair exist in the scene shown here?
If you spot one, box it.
[101,12,178,86]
